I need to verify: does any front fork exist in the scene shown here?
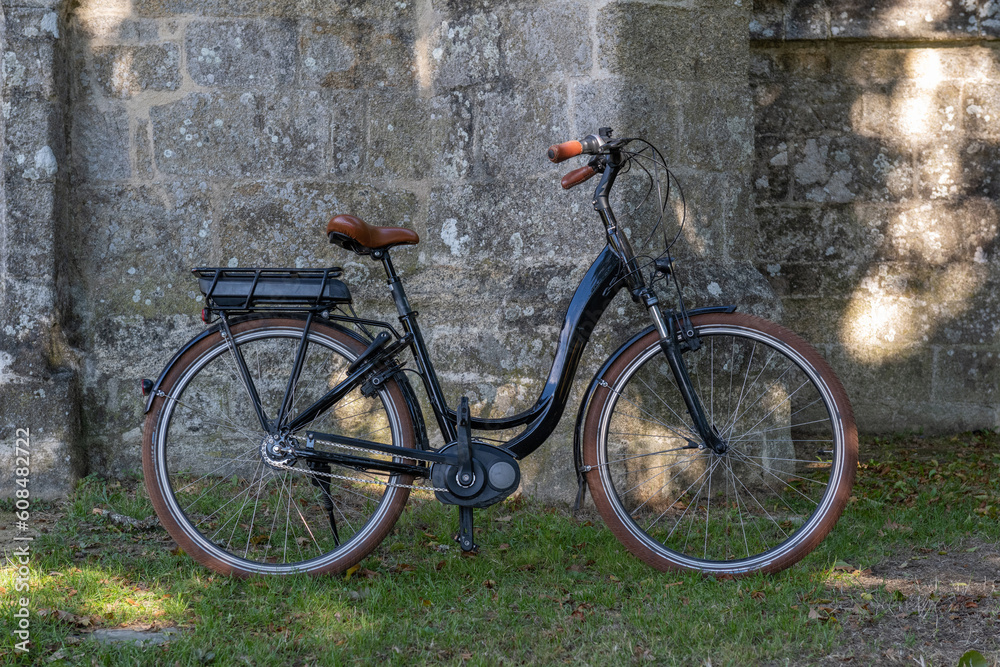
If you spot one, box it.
[647,304,728,455]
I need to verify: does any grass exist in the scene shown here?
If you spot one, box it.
[2,431,999,666]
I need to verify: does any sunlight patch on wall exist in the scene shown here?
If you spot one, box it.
[76,0,131,39]
[839,49,996,362]
[841,256,985,363]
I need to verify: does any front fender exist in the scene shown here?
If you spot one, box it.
[571,305,737,510]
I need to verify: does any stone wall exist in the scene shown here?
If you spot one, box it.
[751,1,1000,432]
[1,0,764,500]
[0,0,81,499]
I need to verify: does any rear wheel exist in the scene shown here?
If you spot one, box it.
[142,317,417,576]
[583,313,857,575]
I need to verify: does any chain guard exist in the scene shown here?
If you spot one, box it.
[432,442,520,508]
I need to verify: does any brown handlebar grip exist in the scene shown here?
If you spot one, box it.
[547,140,583,163]
[561,165,597,190]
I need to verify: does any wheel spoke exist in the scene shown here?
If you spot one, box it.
[589,317,855,574]
[145,320,415,575]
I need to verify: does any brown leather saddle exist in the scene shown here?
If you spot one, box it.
[326,214,419,255]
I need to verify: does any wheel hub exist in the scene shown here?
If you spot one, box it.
[260,433,297,468]
[705,430,729,455]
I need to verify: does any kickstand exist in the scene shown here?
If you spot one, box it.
[456,506,478,553]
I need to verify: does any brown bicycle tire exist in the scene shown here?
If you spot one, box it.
[583,312,857,575]
[142,317,416,577]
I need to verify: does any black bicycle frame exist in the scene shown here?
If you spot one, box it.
[411,244,625,459]
[293,243,626,461]
[175,138,727,475]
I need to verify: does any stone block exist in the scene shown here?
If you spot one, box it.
[299,21,358,88]
[681,84,754,173]
[500,1,591,79]
[824,333,935,412]
[756,203,887,267]
[325,91,366,176]
[751,0,785,40]
[761,262,823,298]
[790,135,912,204]
[854,81,963,150]
[299,20,415,90]
[474,82,568,181]
[0,375,82,501]
[932,347,1000,404]
[931,272,1000,346]
[71,103,130,182]
[571,79,685,166]
[780,295,854,347]
[598,3,748,83]
[825,346,937,433]
[133,0,301,18]
[827,45,910,85]
[366,91,472,180]
[425,179,601,273]
[91,44,181,99]
[217,181,419,274]
[71,184,216,319]
[0,277,58,351]
[150,92,328,178]
[754,136,791,201]
[922,140,1000,201]
[963,82,1000,140]
[2,184,56,276]
[829,0,980,40]
[72,15,161,41]
[79,313,203,479]
[4,8,61,42]
[679,170,755,261]
[2,42,57,97]
[426,11,503,90]
[754,78,856,138]
[671,259,780,319]
[4,96,64,180]
[785,0,828,40]
[299,0,417,21]
[185,20,296,89]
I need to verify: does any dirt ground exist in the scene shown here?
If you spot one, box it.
[811,538,1000,665]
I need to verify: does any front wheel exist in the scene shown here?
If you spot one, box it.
[142,317,418,576]
[583,313,857,575]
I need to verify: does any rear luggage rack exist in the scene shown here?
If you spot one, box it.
[193,267,352,311]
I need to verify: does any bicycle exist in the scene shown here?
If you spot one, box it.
[140,128,858,577]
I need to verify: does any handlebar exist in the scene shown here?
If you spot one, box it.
[548,130,618,189]
[547,141,582,163]
[546,134,606,164]
[560,165,597,190]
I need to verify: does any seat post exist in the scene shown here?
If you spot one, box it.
[371,248,458,443]
[372,249,411,319]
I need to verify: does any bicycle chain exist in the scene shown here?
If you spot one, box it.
[272,457,445,493]
[154,391,445,492]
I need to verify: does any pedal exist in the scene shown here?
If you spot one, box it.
[456,506,478,553]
